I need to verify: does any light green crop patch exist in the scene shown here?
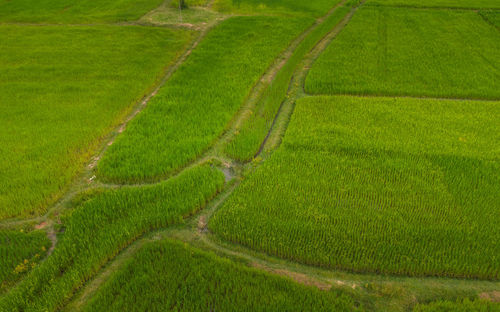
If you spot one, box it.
[213,0,341,17]
[211,96,500,279]
[0,25,193,220]
[305,7,500,99]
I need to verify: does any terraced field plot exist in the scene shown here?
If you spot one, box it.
[305,7,500,99]
[211,96,500,279]
[0,25,192,220]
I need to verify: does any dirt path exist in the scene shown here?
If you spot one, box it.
[257,1,364,156]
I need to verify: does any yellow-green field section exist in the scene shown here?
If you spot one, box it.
[210,96,500,279]
[305,6,500,99]
[0,25,192,219]
[0,0,164,23]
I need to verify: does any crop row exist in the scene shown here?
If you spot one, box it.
[0,164,224,311]
[82,239,362,311]
[210,96,500,279]
[305,7,500,99]
[97,16,313,183]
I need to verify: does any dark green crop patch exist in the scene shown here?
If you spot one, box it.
[211,96,500,279]
[83,239,362,312]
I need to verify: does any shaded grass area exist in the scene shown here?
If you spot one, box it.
[82,239,363,311]
[305,7,500,99]
[213,0,342,17]
[224,2,353,161]
[97,16,313,183]
[366,0,500,9]
[0,0,164,23]
[210,96,500,279]
[0,165,224,311]
[0,25,193,220]
[0,230,50,294]
[480,10,500,29]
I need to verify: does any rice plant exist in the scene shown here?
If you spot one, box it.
[0,230,50,294]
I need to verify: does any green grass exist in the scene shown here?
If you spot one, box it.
[366,0,500,9]
[413,298,500,311]
[0,25,192,220]
[0,164,224,311]
[210,95,500,279]
[97,16,313,183]
[0,230,50,294]
[0,0,164,23]
[224,3,353,161]
[213,0,342,17]
[305,7,500,99]
[82,239,362,311]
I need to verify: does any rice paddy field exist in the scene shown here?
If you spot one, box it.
[1,0,499,311]
[210,95,500,279]
[0,25,193,220]
[305,6,500,99]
